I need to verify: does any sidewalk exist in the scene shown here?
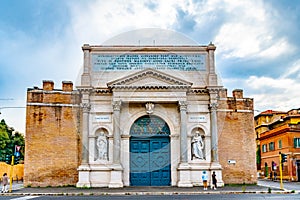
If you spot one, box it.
[1,181,291,196]
[257,178,300,193]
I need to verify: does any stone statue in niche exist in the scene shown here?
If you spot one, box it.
[191,131,205,160]
[96,132,108,161]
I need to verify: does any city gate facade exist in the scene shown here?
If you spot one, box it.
[25,42,257,188]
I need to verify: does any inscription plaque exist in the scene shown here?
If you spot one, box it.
[92,53,206,71]
[95,115,111,122]
[189,115,207,123]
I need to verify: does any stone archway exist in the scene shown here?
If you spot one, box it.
[129,115,171,186]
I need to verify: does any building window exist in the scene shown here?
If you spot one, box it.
[262,144,267,152]
[269,142,275,151]
[294,138,300,148]
[278,140,282,149]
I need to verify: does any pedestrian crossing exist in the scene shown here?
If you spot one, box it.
[10,196,39,200]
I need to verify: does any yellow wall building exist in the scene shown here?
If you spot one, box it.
[255,109,300,181]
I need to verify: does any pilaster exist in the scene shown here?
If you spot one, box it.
[76,88,92,188]
[179,101,188,163]
[209,102,218,162]
[109,100,123,188]
[177,101,192,187]
[81,102,91,164]
[207,86,224,186]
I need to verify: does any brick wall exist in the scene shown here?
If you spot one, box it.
[218,89,257,184]
[24,81,81,187]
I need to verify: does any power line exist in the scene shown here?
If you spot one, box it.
[0,107,25,109]
[0,98,14,100]
[0,107,26,115]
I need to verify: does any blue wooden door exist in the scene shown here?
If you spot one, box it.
[130,115,171,186]
[130,137,170,186]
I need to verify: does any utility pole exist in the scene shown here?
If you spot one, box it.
[9,155,14,193]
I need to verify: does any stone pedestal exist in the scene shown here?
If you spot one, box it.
[177,163,193,187]
[108,164,124,188]
[76,165,91,188]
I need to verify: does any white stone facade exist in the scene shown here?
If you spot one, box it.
[76,45,224,188]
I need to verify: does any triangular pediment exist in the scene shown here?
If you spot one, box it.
[107,68,192,89]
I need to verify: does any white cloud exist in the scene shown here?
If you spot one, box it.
[280,59,300,79]
[215,23,262,58]
[245,75,300,112]
[213,0,295,59]
[259,38,295,59]
[67,0,190,45]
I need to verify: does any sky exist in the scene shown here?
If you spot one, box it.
[0,0,300,133]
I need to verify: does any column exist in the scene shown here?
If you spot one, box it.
[109,100,123,188]
[210,102,218,162]
[179,101,188,163]
[177,101,192,187]
[81,102,91,164]
[76,90,91,188]
[112,101,121,164]
[208,89,224,187]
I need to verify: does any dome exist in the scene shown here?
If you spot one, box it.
[102,28,198,46]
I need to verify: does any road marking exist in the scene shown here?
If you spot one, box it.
[11,196,39,200]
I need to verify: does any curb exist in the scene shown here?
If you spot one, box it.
[0,190,297,196]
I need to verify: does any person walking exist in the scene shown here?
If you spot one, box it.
[211,171,217,190]
[1,173,9,193]
[202,171,208,190]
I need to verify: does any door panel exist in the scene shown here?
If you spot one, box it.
[130,137,170,186]
[150,138,170,186]
[130,140,150,186]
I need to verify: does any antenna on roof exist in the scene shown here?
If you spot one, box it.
[153,40,155,46]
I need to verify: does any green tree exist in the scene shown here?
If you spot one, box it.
[256,145,261,170]
[0,119,25,163]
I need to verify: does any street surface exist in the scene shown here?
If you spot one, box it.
[0,179,299,199]
[0,194,300,200]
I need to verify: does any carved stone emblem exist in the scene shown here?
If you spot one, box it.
[145,102,154,114]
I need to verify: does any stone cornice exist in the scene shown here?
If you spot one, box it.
[111,85,191,90]
[207,43,216,51]
[188,88,208,94]
[77,86,93,93]
[85,45,211,53]
[82,44,91,51]
[206,86,223,94]
[94,88,111,93]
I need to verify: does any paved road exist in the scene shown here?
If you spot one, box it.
[258,179,300,191]
[1,194,300,200]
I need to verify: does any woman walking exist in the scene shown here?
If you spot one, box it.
[211,171,217,190]
[1,173,9,193]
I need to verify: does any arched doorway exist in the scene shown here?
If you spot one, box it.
[130,115,171,186]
